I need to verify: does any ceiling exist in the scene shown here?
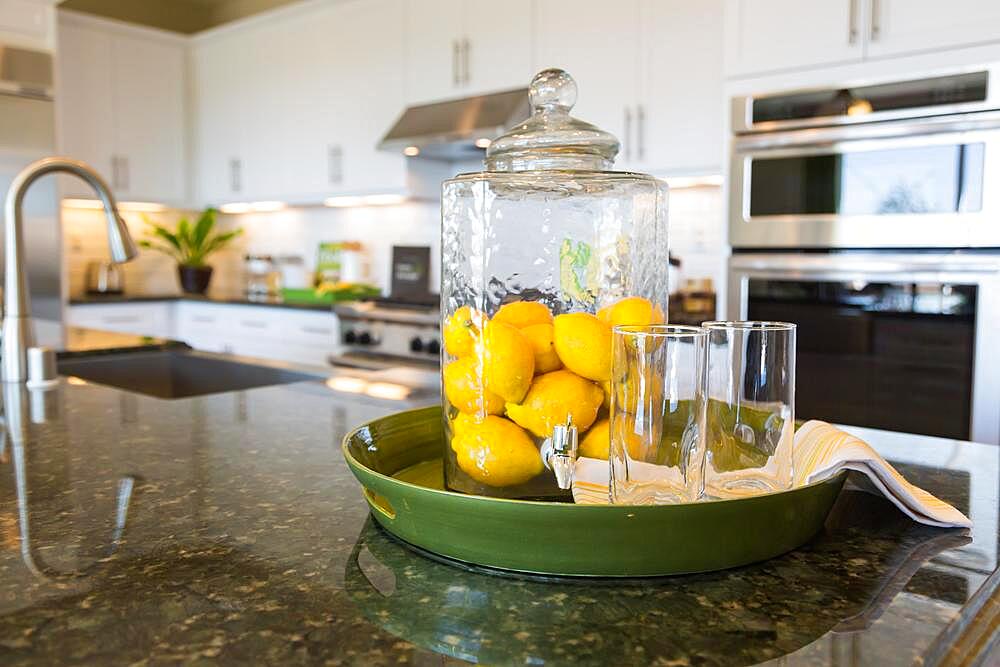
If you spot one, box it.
[58,0,305,34]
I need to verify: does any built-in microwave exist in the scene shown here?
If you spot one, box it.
[729,68,1000,250]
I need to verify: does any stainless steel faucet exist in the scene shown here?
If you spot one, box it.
[2,157,137,382]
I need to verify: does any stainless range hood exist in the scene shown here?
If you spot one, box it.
[379,88,529,161]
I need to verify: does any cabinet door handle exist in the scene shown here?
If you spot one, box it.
[637,105,646,162]
[328,145,343,184]
[230,158,242,193]
[462,38,470,85]
[452,40,461,86]
[102,315,141,324]
[301,325,332,335]
[111,156,120,189]
[848,0,859,44]
[870,0,881,41]
[191,315,215,323]
[623,107,632,162]
[240,320,268,329]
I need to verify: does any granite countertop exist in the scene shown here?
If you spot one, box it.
[68,292,344,312]
[0,364,996,665]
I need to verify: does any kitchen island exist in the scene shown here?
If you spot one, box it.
[0,359,996,665]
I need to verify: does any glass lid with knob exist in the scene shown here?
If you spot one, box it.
[440,68,669,500]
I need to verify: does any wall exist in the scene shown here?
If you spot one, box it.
[64,188,722,299]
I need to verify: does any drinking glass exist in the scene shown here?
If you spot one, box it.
[609,325,707,505]
[703,321,796,498]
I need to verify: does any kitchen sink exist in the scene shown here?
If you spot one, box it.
[57,349,325,399]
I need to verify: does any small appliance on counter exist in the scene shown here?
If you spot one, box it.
[85,261,124,295]
[331,245,440,369]
[244,254,281,297]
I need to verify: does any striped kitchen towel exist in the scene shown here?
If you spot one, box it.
[573,420,972,528]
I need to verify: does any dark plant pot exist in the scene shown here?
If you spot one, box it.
[178,265,213,294]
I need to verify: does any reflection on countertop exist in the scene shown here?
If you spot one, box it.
[0,372,995,665]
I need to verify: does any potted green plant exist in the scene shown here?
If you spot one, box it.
[139,208,243,295]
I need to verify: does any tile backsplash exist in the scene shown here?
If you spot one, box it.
[64,185,723,298]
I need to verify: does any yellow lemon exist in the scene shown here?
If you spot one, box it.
[597,296,664,328]
[443,357,505,416]
[443,306,485,358]
[601,379,612,410]
[579,418,610,459]
[493,301,553,329]
[452,416,543,487]
[505,370,603,438]
[480,320,535,403]
[521,323,563,374]
[552,312,612,382]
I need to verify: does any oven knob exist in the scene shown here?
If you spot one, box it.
[409,337,424,353]
[343,330,356,344]
[358,332,373,346]
[425,339,440,355]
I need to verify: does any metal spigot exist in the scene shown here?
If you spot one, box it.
[541,418,578,489]
[2,157,137,383]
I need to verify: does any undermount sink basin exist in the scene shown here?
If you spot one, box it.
[57,349,324,399]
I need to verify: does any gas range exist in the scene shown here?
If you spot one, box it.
[331,299,440,369]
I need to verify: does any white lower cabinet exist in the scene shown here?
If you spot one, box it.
[69,301,338,368]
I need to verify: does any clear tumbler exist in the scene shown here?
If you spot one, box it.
[703,321,796,498]
[609,325,707,505]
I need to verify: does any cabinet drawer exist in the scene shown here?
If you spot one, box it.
[279,311,339,345]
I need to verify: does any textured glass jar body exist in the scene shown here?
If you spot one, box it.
[441,170,669,499]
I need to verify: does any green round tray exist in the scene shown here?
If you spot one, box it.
[342,406,846,577]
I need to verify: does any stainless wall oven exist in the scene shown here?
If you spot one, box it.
[727,68,1000,444]
[730,68,1000,249]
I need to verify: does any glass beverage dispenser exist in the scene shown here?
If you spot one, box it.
[440,69,669,499]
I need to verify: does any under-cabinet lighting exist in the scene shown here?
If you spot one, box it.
[365,382,411,401]
[664,175,724,189]
[325,376,367,393]
[474,137,492,148]
[64,198,167,212]
[847,98,873,116]
[65,376,88,386]
[403,146,420,157]
[219,201,287,214]
[323,193,407,208]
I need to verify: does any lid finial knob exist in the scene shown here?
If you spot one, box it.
[529,68,577,114]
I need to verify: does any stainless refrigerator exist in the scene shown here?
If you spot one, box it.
[0,46,62,348]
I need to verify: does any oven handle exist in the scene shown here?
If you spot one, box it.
[733,110,1000,152]
[729,254,1000,277]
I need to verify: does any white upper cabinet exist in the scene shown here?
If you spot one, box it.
[462,0,534,95]
[536,0,724,175]
[404,0,532,104]
[192,33,248,204]
[725,0,864,76]
[288,0,406,199]
[56,15,114,189]
[726,0,1000,77]
[535,0,640,166]
[866,0,1000,59]
[640,0,724,176]
[57,12,187,204]
[110,32,186,203]
[193,0,407,206]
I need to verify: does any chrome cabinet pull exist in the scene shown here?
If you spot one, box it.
[452,40,461,86]
[848,0,859,44]
[240,320,268,329]
[624,107,633,162]
[637,105,646,161]
[229,158,241,193]
[328,145,343,184]
[870,0,881,41]
[301,325,332,335]
[462,38,470,85]
[111,155,120,190]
